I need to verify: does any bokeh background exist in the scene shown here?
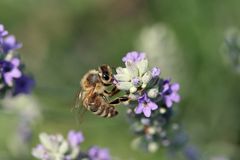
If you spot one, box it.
[0,0,240,159]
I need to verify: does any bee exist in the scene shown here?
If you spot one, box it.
[76,64,129,118]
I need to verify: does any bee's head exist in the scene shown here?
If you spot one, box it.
[98,64,113,85]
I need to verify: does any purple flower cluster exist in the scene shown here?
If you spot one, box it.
[115,51,181,152]
[32,130,112,160]
[0,24,34,97]
[116,51,180,118]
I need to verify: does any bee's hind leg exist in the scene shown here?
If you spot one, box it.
[109,96,129,105]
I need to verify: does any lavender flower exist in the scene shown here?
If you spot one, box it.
[151,67,161,77]
[32,145,50,160]
[161,80,180,108]
[32,132,78,160]
[13,74,35,96]
[135,93,158,117]
[68,130,84,147]
[0,24,34,97]
[115,51,181,152]
[0,24,8,43]
[32,131,113,160]
[0,58,22,86]
[88,146,111,160]
[2,35,22,53]
[115,54,152,93]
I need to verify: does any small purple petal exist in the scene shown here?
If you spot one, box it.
[143,107,151,117]
[171,83,180,91]
[11,58,20,67]
[170,93,180,102]
[98,149,110,159]
[163,84,170,92]
[165,96,173,108]
[88,146,111,160]
[151,67,161,77]
[132,77,140,86]
[122,51,146,63]
[2,35,22,53]
[135,103,144,114]
[88,146,98,157]
[0,24,8,37]
[137,94,147,103]
[4,74,13,86]
[148,102,158,110]
[68,130,84,147]
[10,68,21,77]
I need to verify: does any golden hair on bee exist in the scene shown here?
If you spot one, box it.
[76,64,129,118]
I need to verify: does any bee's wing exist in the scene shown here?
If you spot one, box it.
[71,90,87,125]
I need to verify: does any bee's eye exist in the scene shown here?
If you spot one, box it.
[102,73,109,81]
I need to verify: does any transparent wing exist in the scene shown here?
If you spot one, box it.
[71,90,87,125]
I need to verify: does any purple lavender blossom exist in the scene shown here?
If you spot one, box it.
[135,93,158,117]
[122,51,146,63]
[2,35,22,53]
[32,144,49,160]
[162,80,180,108]
[88,146,111,160]
[13,74,35,96]
[0,58,22,86]
[151,67,161,77]
[68,130,84,147]
[0,24,8,44]
[132,77,140,86]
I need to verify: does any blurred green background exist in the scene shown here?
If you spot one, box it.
[0,0,240,159]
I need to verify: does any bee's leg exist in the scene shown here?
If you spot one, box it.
[104,86,120,97]
[109,96,129,105]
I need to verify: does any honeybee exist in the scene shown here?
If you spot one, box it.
[76,64,129,118]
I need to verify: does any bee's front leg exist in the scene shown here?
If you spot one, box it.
[103,86,120,97]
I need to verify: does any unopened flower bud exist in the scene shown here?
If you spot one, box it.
[147,88,159,98]
[142,71,152,84]
[130,86,137,93]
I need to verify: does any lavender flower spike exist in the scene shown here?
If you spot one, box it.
[0,24,34,97]
[122,51,146,63]
[32,133,72,160]
[88,146,111,160]
[135,93,158,117]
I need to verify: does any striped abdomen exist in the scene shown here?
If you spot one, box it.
[82,91,118,118]
[87,104,118,118]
